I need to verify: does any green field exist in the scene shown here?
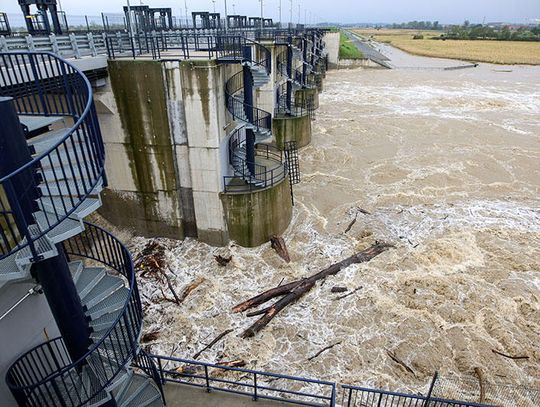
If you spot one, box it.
[339,32,364,59]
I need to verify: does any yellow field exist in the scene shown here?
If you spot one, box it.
[354,29,540,65]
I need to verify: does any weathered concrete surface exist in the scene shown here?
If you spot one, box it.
[98,60,184,239]
[272,114,312,150]
[323,32,340,68]
[164,383,290,407]
[180,60,230,245]
[220,177,292,247]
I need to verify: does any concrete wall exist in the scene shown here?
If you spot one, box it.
[255,42,280,117]
[97,59,235,246]
[96,60,185,239]
[324,32,340,68]
[220,176,293,248]
[337,58,386,69]
[179,60,230,245]
[0,282,59,407]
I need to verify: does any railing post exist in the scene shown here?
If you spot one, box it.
[346,387,353,407]
[49,33,59,54]
[253,373,258,401]
[88,32,97,56]
[423,372,438,407]
[204,365,211,392]
[69,33,81,58]
[25,34,35,51]
[0,35,7,52]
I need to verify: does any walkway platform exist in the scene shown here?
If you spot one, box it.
[164,383,290,407]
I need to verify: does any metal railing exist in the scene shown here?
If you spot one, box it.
[224,126,287,192]
[105,31,273,68]
[147,354,336,406]
[0,52,105,262]
[6,222,142,407]
[0,33,108,58]
[341,384,494,407]
[225,71,272,132]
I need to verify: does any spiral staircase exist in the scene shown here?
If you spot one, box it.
[275,34,319,118]
[0,52,164,407]
[222,37,286,190]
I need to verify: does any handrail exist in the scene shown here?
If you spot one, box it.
[0,51,105,261]
[225,126,286,192]
[341,384,494,407]
[147,354,336,407]
[6,222,142,406]
[225,71,272,131]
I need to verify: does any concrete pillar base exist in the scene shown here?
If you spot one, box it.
[220,177,292,248]
[272,114,312,150]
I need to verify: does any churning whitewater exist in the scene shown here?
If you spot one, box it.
[128,61,540,401]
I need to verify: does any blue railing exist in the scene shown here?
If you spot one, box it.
[106,31,273,70]
[0,51,105,262]
[147,354,336,407]
[225,71,272,131]
[6,222,142,407]
[224,126,286,192]
[341,384,494,407]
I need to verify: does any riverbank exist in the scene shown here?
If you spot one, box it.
[354,29,540,65]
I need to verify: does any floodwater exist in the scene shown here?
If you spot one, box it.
[132,54,540,403]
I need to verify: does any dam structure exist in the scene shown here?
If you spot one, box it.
[0,2,499,406]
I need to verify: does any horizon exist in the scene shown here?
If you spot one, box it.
[2,0,539,26]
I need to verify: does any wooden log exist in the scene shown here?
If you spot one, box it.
[193,329,234,359]
[233,242,394,338]
[308,341,342,361]
[271,235,291,263]
[491,349,529,360]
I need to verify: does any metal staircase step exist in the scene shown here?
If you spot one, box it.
[38,196,102,219]
[86,287,130,320]
[81,366,112,407]
[114,369,134,401]
[69,261,84,285]
[81,274,124,309]
[89,307,123,332]
[87,351,125,384]
[15,224,58,267]
[76,267,106,300]
[0,252,31,282]
[118,374,162,407]
[33,211,84,244]
[38,164,90,183]
[38,179,103,198]
[28,128,83,154]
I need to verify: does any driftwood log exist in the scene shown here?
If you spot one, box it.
[271,236,291,263]
[233,242,393,338]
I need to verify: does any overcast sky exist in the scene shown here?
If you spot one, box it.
[3,0,540,24]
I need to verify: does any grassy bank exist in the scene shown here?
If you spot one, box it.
[354,29,540,65]
[339,32,364,59]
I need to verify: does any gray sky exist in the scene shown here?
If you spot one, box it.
[3,0,540,24]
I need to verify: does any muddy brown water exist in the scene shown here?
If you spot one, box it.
[132,60,540,403]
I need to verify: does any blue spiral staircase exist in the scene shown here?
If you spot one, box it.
[275,34,319,118]
[221,37,287,190]
[0,52,164,407]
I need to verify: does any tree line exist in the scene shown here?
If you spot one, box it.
[443,21,540,41]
